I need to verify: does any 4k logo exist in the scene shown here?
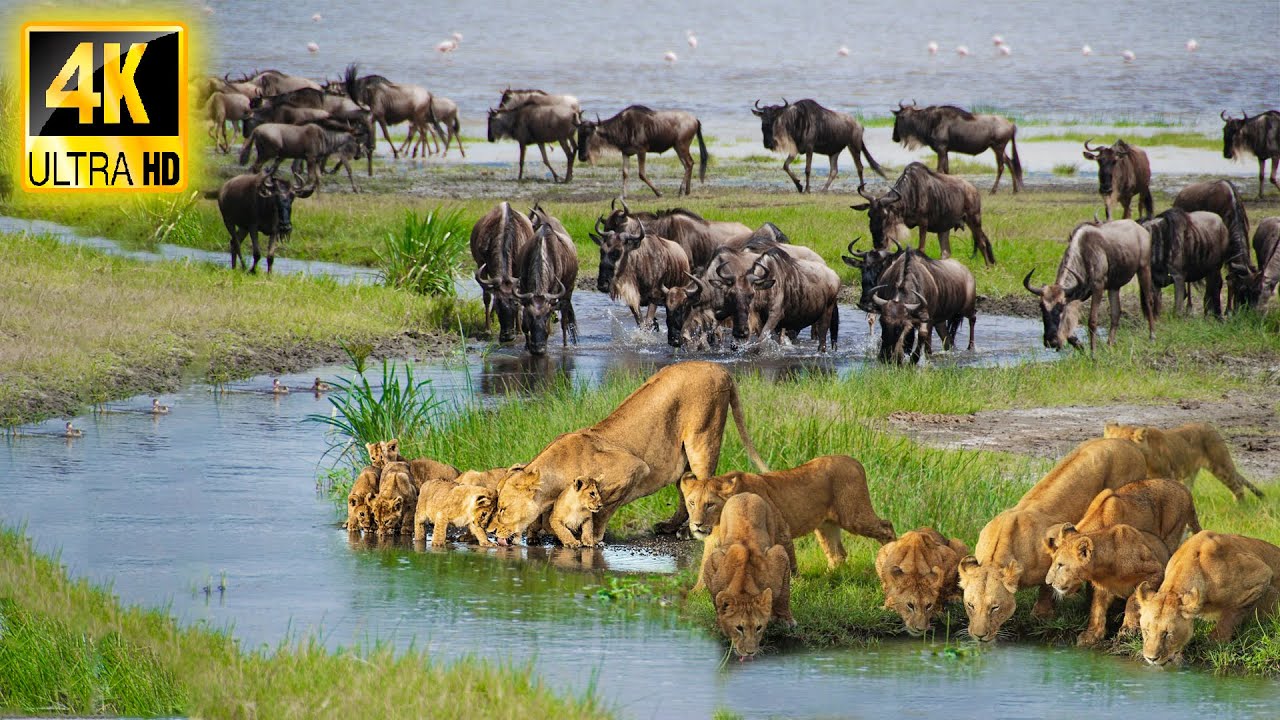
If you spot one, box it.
[21,23,188,192]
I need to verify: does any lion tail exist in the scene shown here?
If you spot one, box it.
[727,381,769,472]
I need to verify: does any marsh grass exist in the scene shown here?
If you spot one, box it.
[1053,162,1078,176]
[1025,131,1220,151]
[376,208,470,296]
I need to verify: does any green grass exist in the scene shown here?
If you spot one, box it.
[375,207,470,296]
[1053,162,1078,176]
[1024,131,1221,151]
[0,527,613,719]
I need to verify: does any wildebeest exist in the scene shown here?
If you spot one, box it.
[668,240,780,348]
[1023,219,1156,353]
[842,236,900,333]
[1248,217,1280,309]
[1172,180,1253,309]
[597,199,751,272]
[498,88,581,115]
[890,102,1023,193]
[1221,110,1280,198]
[487,103,579,182]
[868,248,977,364]
[245,70,321,96]
[238,120,365,191]
[343,65,432,162]
[1141,209,1230,317]
[401,95,465,158]
[850,162,997,265]
[577,105,707,197]
[471,202,536,342]
[216,172,314,274]
[731,246,840,351]
[517,206,579,355]
[1082,139,1153,220]
[751,99,886,193]
[205,91,252,152]
[591,224,690,332]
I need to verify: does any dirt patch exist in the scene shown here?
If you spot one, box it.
[886,389,1280,483]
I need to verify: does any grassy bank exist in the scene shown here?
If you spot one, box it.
[1023,130,1221,151]
[0,233,482,426]
[0,527,612,718]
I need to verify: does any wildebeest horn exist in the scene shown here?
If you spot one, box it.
[595,113,601,124]
[897,99,907,111]
[1221,110,1231,121]
[594,215,605,234]
[619,197,631,214]
[781,98,789,108]
[857,183,876,201]
[846,237,865,257]
[610,197,618,211]
[1023,269,1045,296]
[716,262,735,282]
[684,271,706,295]
[1093,212,1101,223]
[475,264,501,289]
[549,278,567,301]
[903,288,927,312]
[883,187,902,204]
[515,289,533,301]
[891,238,904,253]
[1064,266,1086,287]
[753,99,762,110]
[1082,137,1102,153]
[872,292,890,308]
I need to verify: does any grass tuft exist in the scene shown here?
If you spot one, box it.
[375,208,470,296]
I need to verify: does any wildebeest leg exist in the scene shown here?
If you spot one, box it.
[936,148,949,174]
[675,143,694,196]
[561,299,577,345]
[340,159,359,193]
[481,289,492,331]
[1106,288,1121,346]
[782,154,803,193]
[1269,157,1279,197]
[803,152,814,193]
[636,153,662,197]
[227,226,247,270]
[1120,195,1133,220]
[516,143,527,180]
[536,143,561,183]
[560,138,575,182]
[620,154,630,198]
[1204,270,1224,318]
[822,153,839,192]
[266,232,279,274]
[1137,267,1155,339]
[247,230,262,274]
[990,145,1006,194]
[1087,292,1103,353]
[1259,158,1267,199]
[378,119,398,159]
[967,314,976,350]
[1173,276,1187,317]
[397,125,415,157]
[936,229,951,259]
[644,301,660,332]
[1104,196,1114,221]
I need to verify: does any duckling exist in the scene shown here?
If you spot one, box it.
[151,398,170,415]
[272,378,290,395]
[311,377,332,393]
[64,421,83,438]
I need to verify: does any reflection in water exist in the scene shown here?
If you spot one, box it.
[479,352,576,397]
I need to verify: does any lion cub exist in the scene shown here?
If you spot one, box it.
[377,439,461,489]
[1103,422,1263,500]
[548,476,604,548]
[414,479,497,547]
[344,465,380,533]
[370,462,419,537]
[876,528,970,636]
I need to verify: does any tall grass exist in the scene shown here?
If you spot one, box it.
[376,208,469,296]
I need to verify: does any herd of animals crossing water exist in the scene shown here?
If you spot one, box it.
[191,65,1280,665]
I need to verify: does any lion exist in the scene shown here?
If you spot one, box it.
[876,528,970,636]
[547,476,604,548]
[679,454,896,570]
[344,466,380,532]
[370,462,419,537]
[1135,531,1280,666]
[957,438,1148,642]
[700,493,794,659]
[456,464,525,493]
[413,479,496,547]
[375,439,461,489]
[1103,422,1263,500]
[491,362,769,545]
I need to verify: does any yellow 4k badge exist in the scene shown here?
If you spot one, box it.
[20,22,188,192]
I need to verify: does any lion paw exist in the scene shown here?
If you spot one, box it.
[1076,630,1104,647]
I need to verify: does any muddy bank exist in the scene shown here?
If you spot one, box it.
[886,388,1280,482]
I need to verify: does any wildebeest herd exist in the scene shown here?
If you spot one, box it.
[343,361,1273,662]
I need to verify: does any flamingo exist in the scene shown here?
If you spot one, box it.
[956,45,970,57]
[203,6,214,15]
[664,51,678,64]
[306,41,319,53]
[452,31,463,43]
[992,35,1004,46]
[1185,38,1199,52]
[837,46,850,57]
[437,39,458,55]
[927,41,939,56]
[1121,49,1136,63]
[1081,44,1093,56]
[687,30,698,50]
[998,45,1012,57]
[311,13,322,22]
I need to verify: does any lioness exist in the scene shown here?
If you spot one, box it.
[958,438,1148,642]
[1103,422,1263,500]
[679,454,896,570]
[491,362,769,544]
[370,462,419,537]
[548,477,604,548]
[344,466,380,532]
[413,479,496,547]
[876,528,970,636]
[700,493,794,659]
[1135,531,1280,666]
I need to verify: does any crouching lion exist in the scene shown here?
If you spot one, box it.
[370,461,419,537]
[378,438,461,488]
[344,466,380,533]
[1135,531,1280,666]
[958,438,1148,642]
[1103,422,1263,500]
[413,479,496,547]
[548,476,604,548]
[876,528,969,636]
[700,493,794,659]
[679,454,896,571]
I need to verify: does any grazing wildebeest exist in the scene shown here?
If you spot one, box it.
[751,99,886,193]
[216,172,314,274]
[205,91,251,152]
[713,244,840,350]
[1247,217,1280,309]
[487,103,578,182]
[598,199,751,272]
[850,163,997,265]
[1222,110,1280,198]
[869,249,977,364]
[1082,139,1153,220]
[591,224,690,332]
[343,65,431,161]
[471,202,536,342]
[1172,180,1254,309]
[238,120,365,190]
[890,102,1023,193]
[1141,209,1230,317]
[1023,219,1156,353]
[517,207,579,355]
[577,105,708,197]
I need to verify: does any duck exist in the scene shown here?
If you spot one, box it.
[64,421,83,438]
[311,377,332,393]
[272,379,290,395]
[151,398,170,415]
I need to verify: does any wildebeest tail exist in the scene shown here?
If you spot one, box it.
[830,302,839,350]
[727,380,769,472]
[200,189,219,200]
[862,141,886,179]
[1009,132,1024,191]
[696,120,708,183]
[237,130,256,165]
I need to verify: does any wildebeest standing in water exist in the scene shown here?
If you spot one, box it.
[471,202,535,342]
[890,102,1023,193]
[591,223,691,333]
[1141,209,1231,317]
[751,99,886,193]
[238,120,366,192]
[597,199,751,272]
[577,105,708,198]
[487,103,579,183]
[1172,180,1254,309]
[517,206,579,355]
[1023,219,1156,353]
[710,242,839,350]
[850,163,997,265]
[343,65,432,166]
[216,172,315,274]
[1221,110,1280,198]
[1082,139,1153,220]
[870,249,977,364]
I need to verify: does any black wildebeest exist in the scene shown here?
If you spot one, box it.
[216,172,314,274]
[1082,138,1153,220]
[517,207,579,355]
[238,120,365,191]
[471,202,535,342]
[598,199,751,272]
[890,102,1023,193]
[842,236,900,333]
[713,244,839,350]
[1023,219,1156,353]
[577,105,708,198]
[1141,208,1231,317]
[751,99,886,193]
[1222,110,1280,198]
[1247,217,1280,309]
[870,250,977,364]
[487,104,579,183]
[850,162,997,265]
[591,224,690,332]
[343,65,432,163]
[1172,180,1253,309]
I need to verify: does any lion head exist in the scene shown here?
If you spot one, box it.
[491,469,544,541]
[876,534,953,636]
[957,556,1022,642]
[366,441,384,467]
[571,476,604,514]
[1043,523,1091,597]
[371,494,409,537]
[1103,423,1148,446]
[464,487,498,530]
[714,587,773,659]
[1134,581,1197,666]
[679,471,735,540]
[380,438,404,463]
